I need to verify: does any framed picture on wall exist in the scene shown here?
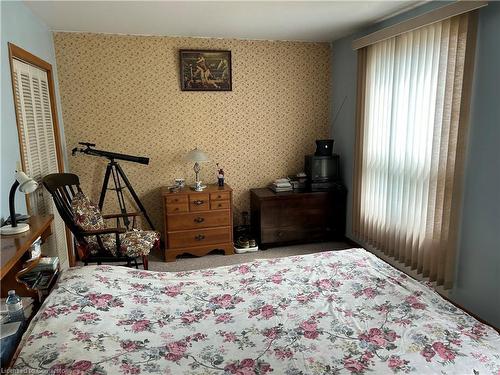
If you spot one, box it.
[180,50,232,91]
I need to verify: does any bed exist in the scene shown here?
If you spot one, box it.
[12,248,500,374]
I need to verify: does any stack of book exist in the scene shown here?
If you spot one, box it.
[18,257,59,290]
[269,178,293,193]
[31,257,59,272]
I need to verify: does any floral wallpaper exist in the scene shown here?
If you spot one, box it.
[53,32,331,233]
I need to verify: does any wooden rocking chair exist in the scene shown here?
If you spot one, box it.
[42,173,159,270]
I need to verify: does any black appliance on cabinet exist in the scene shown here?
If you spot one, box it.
[305,139,342,191]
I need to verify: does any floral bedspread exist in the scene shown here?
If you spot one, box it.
[13,248,500,374]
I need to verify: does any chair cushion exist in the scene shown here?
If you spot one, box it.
[71,192,105,231]
[86,230,159,258]
[119,230,159,258]
[71,191,159,259]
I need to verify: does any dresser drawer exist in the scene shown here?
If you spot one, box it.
[189,194,210,211]
[210,191,230,201]
[167,210,230,231]
[261,226,326,244]
[165,195,188,205]
[168,227,231,248]
[260,199,327,228]
[166,203,189,214]
[211,200,230,210]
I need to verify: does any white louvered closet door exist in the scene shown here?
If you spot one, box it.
[12,59,69,269]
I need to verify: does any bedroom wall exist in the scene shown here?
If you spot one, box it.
[53,33,331,232]
[331,2,500,327]
[0,1,66,220]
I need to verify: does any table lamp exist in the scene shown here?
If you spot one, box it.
[1,171,38,235]
[184,148,209,191]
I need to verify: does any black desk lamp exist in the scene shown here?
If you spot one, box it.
[0,171,38,235]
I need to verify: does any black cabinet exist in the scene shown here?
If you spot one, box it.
[250,185,346,249]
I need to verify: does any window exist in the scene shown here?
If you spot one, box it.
[352,11,478,288]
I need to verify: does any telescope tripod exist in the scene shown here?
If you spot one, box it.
[98,160,155,230]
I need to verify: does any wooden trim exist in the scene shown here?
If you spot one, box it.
[7,43,75,267]
[8,44,29,202]
[352,1,487,50]
[8,42,66,201]
[8,43,52,71]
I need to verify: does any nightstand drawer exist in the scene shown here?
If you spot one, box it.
[165,195,188,205]
[166,203,189,214]
[189,193,210,211]
[168,227,231,248]
[211,200,230,210]
[167,210,230,231]
[210,191,230,201]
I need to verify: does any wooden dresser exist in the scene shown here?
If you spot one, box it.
[162,184,234,262]
[250,186,346,249]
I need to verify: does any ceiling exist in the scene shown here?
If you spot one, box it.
[25,1,425,42]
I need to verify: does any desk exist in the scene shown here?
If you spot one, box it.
[0,215,53,297]
[0,215,55,369]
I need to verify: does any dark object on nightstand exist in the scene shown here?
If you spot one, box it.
[217,163,225,187]
[250,184,346,249]
[305,155,340,188]
[314,139,334,156]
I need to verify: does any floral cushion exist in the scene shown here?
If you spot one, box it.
[71,192,105,231]
[71,192,158,258]
[119,230,159,257]
[86,230,159,258]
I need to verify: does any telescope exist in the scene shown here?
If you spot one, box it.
[72,142,149,165]
[71,142,155,230]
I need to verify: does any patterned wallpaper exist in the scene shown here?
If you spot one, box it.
[53,32,331,234]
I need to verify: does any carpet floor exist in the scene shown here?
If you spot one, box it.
[148,241,352,272]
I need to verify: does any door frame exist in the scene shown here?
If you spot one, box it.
[8,42,75,267]
[8,43,65,175]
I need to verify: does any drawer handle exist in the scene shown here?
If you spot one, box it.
[217,195,222,199]
[277,231,284,238]
[174,207,179,211]
[195,234,205,241]
[193,200,204,205]
[194,217,205,223]
[218,203,222,208]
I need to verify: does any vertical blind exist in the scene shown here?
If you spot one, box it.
[12,59,69,269]
[352,12,477,288]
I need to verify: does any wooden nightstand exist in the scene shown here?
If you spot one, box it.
[162,184,234,262]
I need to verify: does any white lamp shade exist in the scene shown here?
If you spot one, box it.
[184,148,209,163]
[16,171,38,194]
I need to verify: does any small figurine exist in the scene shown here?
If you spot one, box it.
[216,163,225,187]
